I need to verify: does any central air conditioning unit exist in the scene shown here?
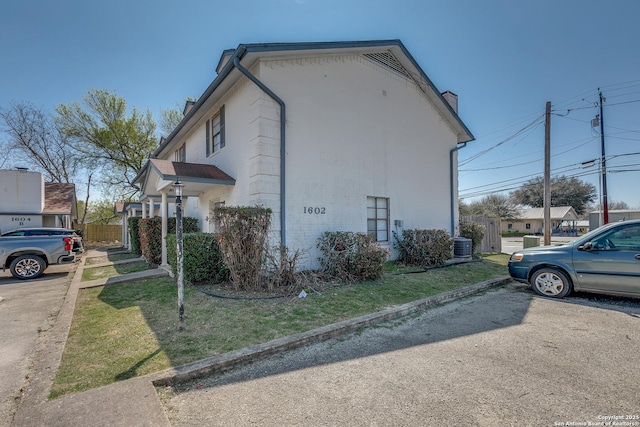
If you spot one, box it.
[454,237,472,258]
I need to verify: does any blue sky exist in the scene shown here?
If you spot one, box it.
[1,0,639,208]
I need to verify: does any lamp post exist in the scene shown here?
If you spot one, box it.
[174,179,185,330]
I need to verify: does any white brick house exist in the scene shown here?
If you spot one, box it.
[134,40,474,268]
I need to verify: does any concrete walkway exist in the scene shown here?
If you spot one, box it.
[11,248,511,426]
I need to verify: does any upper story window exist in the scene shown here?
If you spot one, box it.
[175,143,186,162]
[367,196,389,242]
[206,105,225,156]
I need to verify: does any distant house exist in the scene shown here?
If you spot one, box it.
[133,40,475,268]
[588,210,640,230]
[562,220,589,235]
[502,206,579,235]
[0,169,78,233]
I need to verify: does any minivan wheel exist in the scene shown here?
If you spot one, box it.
[530,268,572,298]
[9,255,46,280]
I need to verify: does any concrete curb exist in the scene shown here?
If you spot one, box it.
[151,275,512,387]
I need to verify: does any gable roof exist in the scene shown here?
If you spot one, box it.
[153,39,475,159]
[43,183,77,216]
[518,206,579,221]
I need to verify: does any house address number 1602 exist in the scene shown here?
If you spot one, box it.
[303,207,326,214]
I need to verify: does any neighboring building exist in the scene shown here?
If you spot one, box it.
[588,210,640,230]
[561,220,590,235]
[0,169,78,233]
[115,201,160,250]
[502,206,579,235]
[134,40,475,268]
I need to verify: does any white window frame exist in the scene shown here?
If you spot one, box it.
[367,196,389,242]
[206,105,225,157]
[175,143,186,162]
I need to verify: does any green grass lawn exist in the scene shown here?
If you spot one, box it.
[51,254,510,398]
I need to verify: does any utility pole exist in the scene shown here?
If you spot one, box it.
[599,90,609,225]
[544,101,551,245]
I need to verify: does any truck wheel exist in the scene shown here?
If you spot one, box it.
[10,255,46,280]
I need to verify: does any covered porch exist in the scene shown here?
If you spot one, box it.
[132,159,235,266]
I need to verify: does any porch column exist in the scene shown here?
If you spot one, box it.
[122,214,127,248]
[149,197,155,218]
[161,191,168,267]
[142,202,147,218]
[126,209,133,251]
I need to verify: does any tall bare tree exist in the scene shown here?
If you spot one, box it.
[0,102,82,183]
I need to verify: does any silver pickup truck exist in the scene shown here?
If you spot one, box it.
[0,229,79,279]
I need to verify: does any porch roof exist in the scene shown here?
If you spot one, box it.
[135,159,235,200]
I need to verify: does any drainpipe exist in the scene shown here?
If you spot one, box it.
[233,56,287,246]
[450,142,467,236]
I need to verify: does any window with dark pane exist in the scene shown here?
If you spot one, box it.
[367,196,389,242]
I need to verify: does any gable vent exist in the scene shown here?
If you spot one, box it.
[362,52,412,79]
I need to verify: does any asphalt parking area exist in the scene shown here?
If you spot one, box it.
[0,263,75,425]
[160,284,640,426]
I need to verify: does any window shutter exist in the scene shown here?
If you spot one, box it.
[219,105,225,148]
[206,119,211,156]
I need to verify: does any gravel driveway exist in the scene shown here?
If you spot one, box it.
[160,283,640,426]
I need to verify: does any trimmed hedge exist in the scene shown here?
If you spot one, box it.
[394,229,454,267]
[138,217,199,266]
[166,232,229,284]
[128,217,141,255]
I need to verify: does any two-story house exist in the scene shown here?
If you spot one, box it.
[134,40,474,268]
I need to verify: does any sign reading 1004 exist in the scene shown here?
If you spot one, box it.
[303,207,326,215]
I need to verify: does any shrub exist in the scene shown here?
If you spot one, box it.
[213,206,272,291]
[459,221,486,254]
[316,231,388,282]
[138,216,199,266]
[166,232,229,284]
[139,217,163,266]
[264,245,306,290]
[127,217,141,255]
[394,229,454,267]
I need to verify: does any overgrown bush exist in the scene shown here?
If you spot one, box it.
[166,232,229,284]
[394,229,454,267]
[128,217,141,255]
[317,231,388,282]
[213,206,272,291]
[459,221,485,254]
[138,216,199,266]
[264,245,307,290]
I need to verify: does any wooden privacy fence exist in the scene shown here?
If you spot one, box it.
[76,224,122,243]
[460,216,502,253]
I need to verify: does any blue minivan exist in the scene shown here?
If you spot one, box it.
[508,219,640,298]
